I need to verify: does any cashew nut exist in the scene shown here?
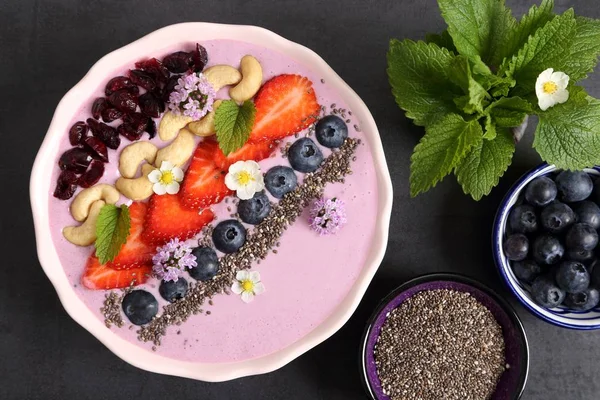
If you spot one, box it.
[203,65,242,92]
[187,100,223,137]
[158,111,193,141]
[229,55,263,103]
[116,164,154,201]
[155,128,196,168]
[70,184,120,222]
[63,200,105,246]
[119,141,158,178]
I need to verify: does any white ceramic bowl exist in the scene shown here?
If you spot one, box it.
[30,23,393,381]
[493,163,600,329]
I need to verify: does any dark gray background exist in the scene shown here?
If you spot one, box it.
[1,0,599,398]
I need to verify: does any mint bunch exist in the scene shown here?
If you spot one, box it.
[388,0,600,200]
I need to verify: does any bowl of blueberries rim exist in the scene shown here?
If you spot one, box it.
[493,163,600,329]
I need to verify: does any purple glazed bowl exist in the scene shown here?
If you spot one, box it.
[360,273,529,400]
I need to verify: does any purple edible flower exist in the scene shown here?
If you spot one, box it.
[309,197,347,236]
[152,238,197,282]
[167,72,216,120]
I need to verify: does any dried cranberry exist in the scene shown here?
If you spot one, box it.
[139,92,164,118]
[147,119,157,139]
[83,136,109,162]
[129,69,157,92]
[191,43,208,72]
[163,75,180,102]
[108,89,138,113]
[91,98,108,120]
[163,51,192,73]
[59,147,93,174]
[68,121,88,145]
[135,58,169,83]
[101,107,124,123]
[53,170,79,200]
[117,123,144,141]
[79,160,105,188]
[123,112,150,135]
[87,118,120,149]
[105,76,138,96]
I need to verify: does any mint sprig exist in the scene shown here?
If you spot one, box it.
[388,0,600,200]
[95,204,130,264]
[215,100,256,155]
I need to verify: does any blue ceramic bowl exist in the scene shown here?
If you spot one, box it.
[360,273,529,400]
[493,163,600,329]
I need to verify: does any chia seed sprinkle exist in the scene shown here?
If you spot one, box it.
[374,289,506,400]
[101,292,124,328]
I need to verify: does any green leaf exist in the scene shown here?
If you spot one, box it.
[387,39,462,126]
[95,204,131,265]
[410,113,483,196]
[489,96,532,127]
[503,10,577,97]
[534,86,600,170]
[215,100,257,155]
[455,127,515,200]
[448,56,491,115]
[425,30,457,53]
[483,114,497,140]
[563,16,600,82]
[437,0,517,66]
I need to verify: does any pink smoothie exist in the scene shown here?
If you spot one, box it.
[48,39,379,363]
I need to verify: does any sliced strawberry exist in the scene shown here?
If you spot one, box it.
[82,255,151,290]
[143,193,215,245]
[180,139,233,209]
[249,74,320,143]
[213,140,276,170]
[107,202,155,270]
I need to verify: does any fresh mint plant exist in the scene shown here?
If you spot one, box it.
[388,0,600,200]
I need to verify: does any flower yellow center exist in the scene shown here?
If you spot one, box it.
[160,171,174,185]
[237,171,253,186]
[543,81,558,94]
[241,280,254,292]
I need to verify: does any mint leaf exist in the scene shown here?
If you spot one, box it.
[215,100,256,155]
[410,113,483,196]
[483,114,497,140]
[95,204,131,265]
[437,0,516,66]
[489,96,532,127]
[533,86,600,170]
[563,16,600,82]
[387,39,462,126]
[456,127,515,200]
[425,30,457,53]
[448,56,490,115]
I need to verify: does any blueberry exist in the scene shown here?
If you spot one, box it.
[315,115,348,148]
[567,248,595,263]
[212,219,246,254]
[525,176,557,207]
[238,191,271,224]
[532,234,564,265]
[512,260,542,284]
[540,201,575,233]
[503,233,529,261]
[508,204,538,234]
[556,261,590,293]
[574,201,600,229]
[264,166,297,199]
[287,137,323,173]
[555,171,593,203]
[189,247,219,281]
[565,223,599,251]
[531,275,565,308]
[122,290,158,325]
[159,278,188,303]
[564,288,600,311]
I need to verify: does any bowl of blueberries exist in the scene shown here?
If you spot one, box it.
[493,163,600,329]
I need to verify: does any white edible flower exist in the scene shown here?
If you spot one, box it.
[148,161,184,195]
[225,160,264,200]
[231,270,265,303]
[535,68,570,111]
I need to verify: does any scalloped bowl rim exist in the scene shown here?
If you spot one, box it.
[493,163,600,330]
[29,22,394,381]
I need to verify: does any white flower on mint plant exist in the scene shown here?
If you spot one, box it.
[535,68,570,111]
[148,161,184,195]
[224,160,265,200]
[231,270,265,303]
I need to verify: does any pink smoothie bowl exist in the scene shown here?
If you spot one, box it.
[29,23,393,382]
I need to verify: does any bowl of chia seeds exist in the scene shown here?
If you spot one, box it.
[360,273,529,400]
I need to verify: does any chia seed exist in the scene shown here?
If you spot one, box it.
[374,289,505,400]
